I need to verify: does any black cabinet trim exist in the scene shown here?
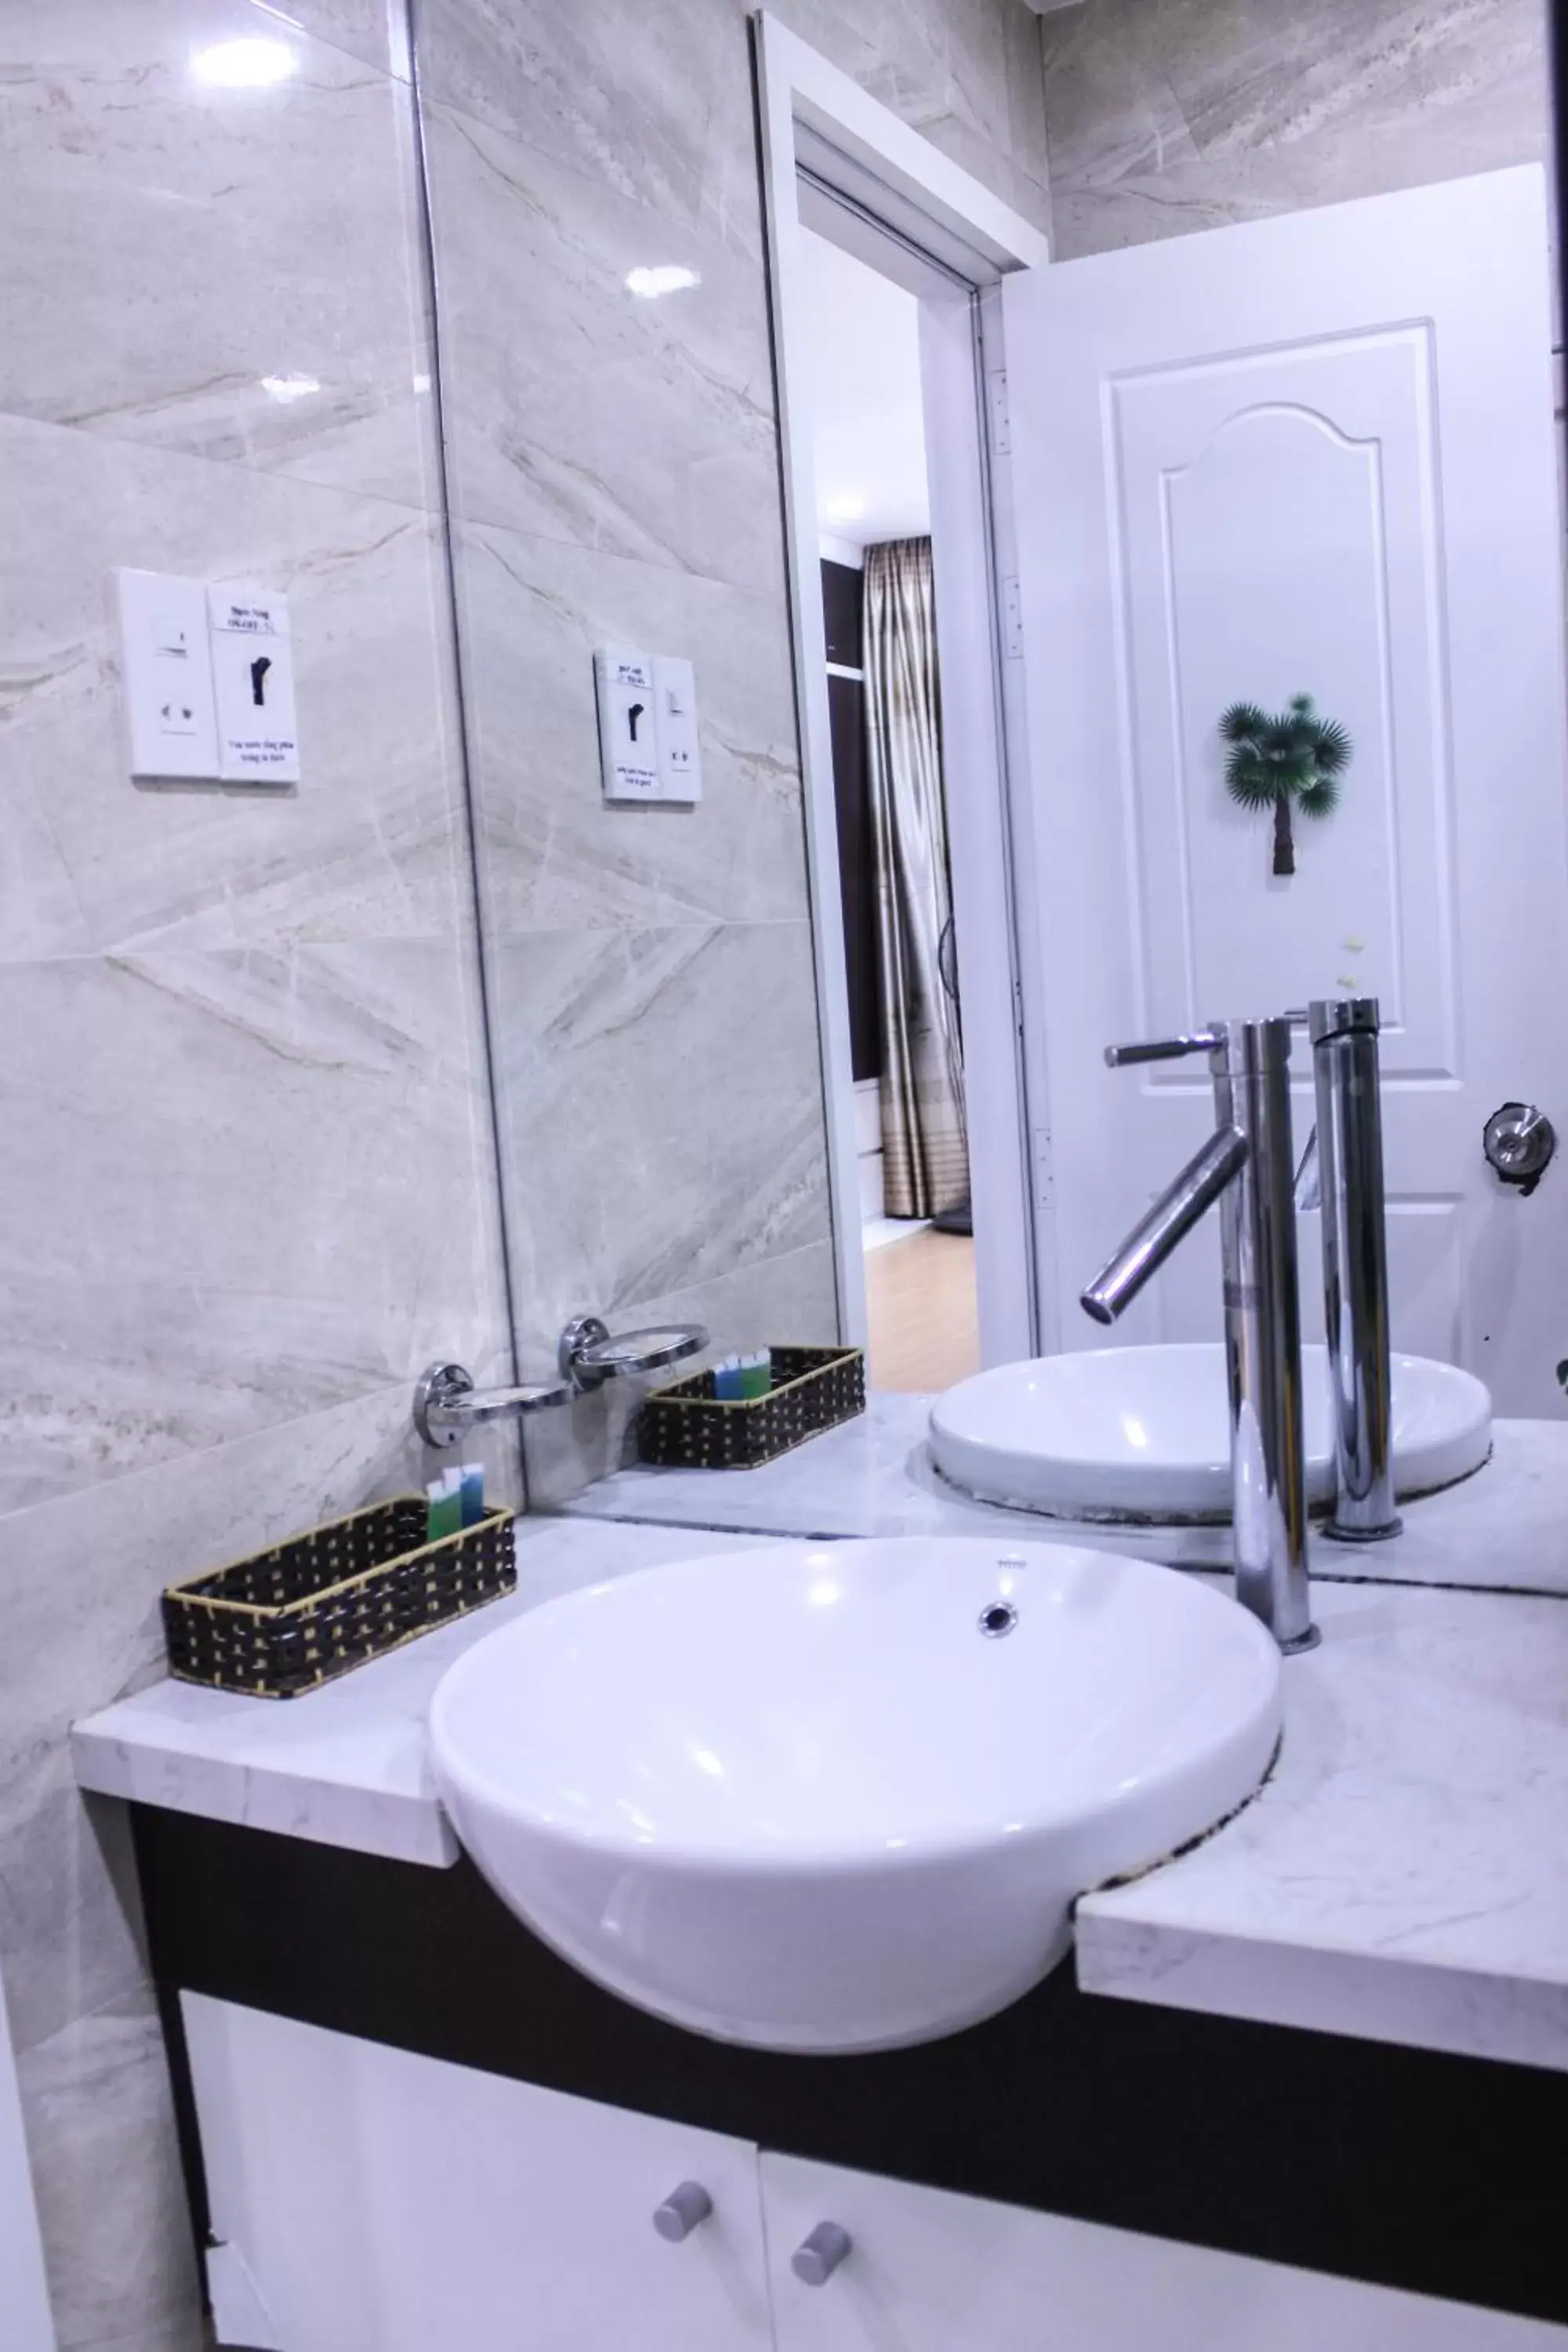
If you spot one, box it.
[132,1804,1568,2327]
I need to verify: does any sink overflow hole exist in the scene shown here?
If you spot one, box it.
[978,1601,1018,1639]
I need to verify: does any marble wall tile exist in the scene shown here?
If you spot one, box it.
[267,0,412,80]
[415,0,1051,263]
[522,1236,841,1508]
[423,100,786,590]
[0,2,517,2343]
[1041,0,1548,259]
[0,415,469,958]
[1004,1,1052,198]
[0,1384,521,2058]
[413,0,768,261]
[773,0,1051,232]
[0,939,505,1517]
[488,922,832,1366]
[17,1987,205,2352]
[0,1378,520,2344]
[0,1,438,513]
[456,521,808,932]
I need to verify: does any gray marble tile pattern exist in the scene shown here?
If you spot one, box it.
[0,0,438,508]
[0,416,470,959]
[488,920,832,1363]
[423,100,787,589]
[0,941,506,1517]
[1040,0,1548,260]
[456,521,809,932]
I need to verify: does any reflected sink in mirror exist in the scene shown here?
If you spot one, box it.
[430,1538,1281,2055]
[930,1345,1493,1523]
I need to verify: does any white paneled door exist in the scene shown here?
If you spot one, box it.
[1005,167,1568,1414]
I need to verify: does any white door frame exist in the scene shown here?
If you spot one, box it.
[753,10,1049,1363]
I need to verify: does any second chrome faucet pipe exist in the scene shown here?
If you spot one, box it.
[1308,998,1401,1541]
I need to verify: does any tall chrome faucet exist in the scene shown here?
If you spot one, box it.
[1300,997,1401,1542]
[1081,1018,1319,1653]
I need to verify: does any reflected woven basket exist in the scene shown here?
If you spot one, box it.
[636,1345,865,1471]
[162,1497,515,1700]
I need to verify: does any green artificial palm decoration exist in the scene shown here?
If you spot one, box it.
[1220,693,1351,878]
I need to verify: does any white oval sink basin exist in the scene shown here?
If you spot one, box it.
[430,1538,1280,2055]
[930,1344,1492,1523]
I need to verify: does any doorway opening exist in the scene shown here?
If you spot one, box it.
[756,10,1051,1398]
[794,223,979,1392]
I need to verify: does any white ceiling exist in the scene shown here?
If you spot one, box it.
[797,226,930,555]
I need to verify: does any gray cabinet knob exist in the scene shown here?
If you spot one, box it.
[792,2221,852,2285]
[652,2181,713,2242]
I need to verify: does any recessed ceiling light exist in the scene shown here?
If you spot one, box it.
[260,373,320,402]
[625,265,701,300]
[192,38,298,87]
[824,493,866,524]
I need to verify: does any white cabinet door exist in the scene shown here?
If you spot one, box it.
[761,2150,1568,2350]
[1004,165,1568,1414]
[183,1994,773,2352]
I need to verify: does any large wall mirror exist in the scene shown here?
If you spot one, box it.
[410,0,1566,1501]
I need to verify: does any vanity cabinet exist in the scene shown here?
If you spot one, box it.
[183,1994,773,2352]
[760,2151,1564,2351]
[185,1995,1566,2352]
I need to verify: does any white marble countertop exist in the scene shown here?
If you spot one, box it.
[71,1518,790,1867]
[1078,1574,1568,2074]
[72,1503,1568,2074]
[559,1395,1568,1595]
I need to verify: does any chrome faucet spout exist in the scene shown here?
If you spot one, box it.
[1081,1124,1247,1325]
[1085,1014,1319,1654]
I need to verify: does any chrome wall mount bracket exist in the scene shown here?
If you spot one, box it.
[416,1319,709,1445]
[413,1361,572,1447]
[557,1315,708,1392]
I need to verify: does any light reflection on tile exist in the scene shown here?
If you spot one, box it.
[0,0,437,506]
[424,100,786,588]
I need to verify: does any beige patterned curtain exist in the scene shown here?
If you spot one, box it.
[862,537,968,1219]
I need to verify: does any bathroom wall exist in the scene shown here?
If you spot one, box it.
[414,0,1051,1495]
[0,5,510,2345]
[1039,0,1549,260]
[0,0,1050,2336]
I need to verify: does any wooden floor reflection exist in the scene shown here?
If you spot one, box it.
[865,1228,980,1393]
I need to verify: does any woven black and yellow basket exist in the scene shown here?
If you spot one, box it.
[162,1497,516,1700]
[636,1345,865,1472]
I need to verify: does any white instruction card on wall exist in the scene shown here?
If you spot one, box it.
[209,586,300,784]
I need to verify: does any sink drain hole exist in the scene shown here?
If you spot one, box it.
[978,1601,1018,1639]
